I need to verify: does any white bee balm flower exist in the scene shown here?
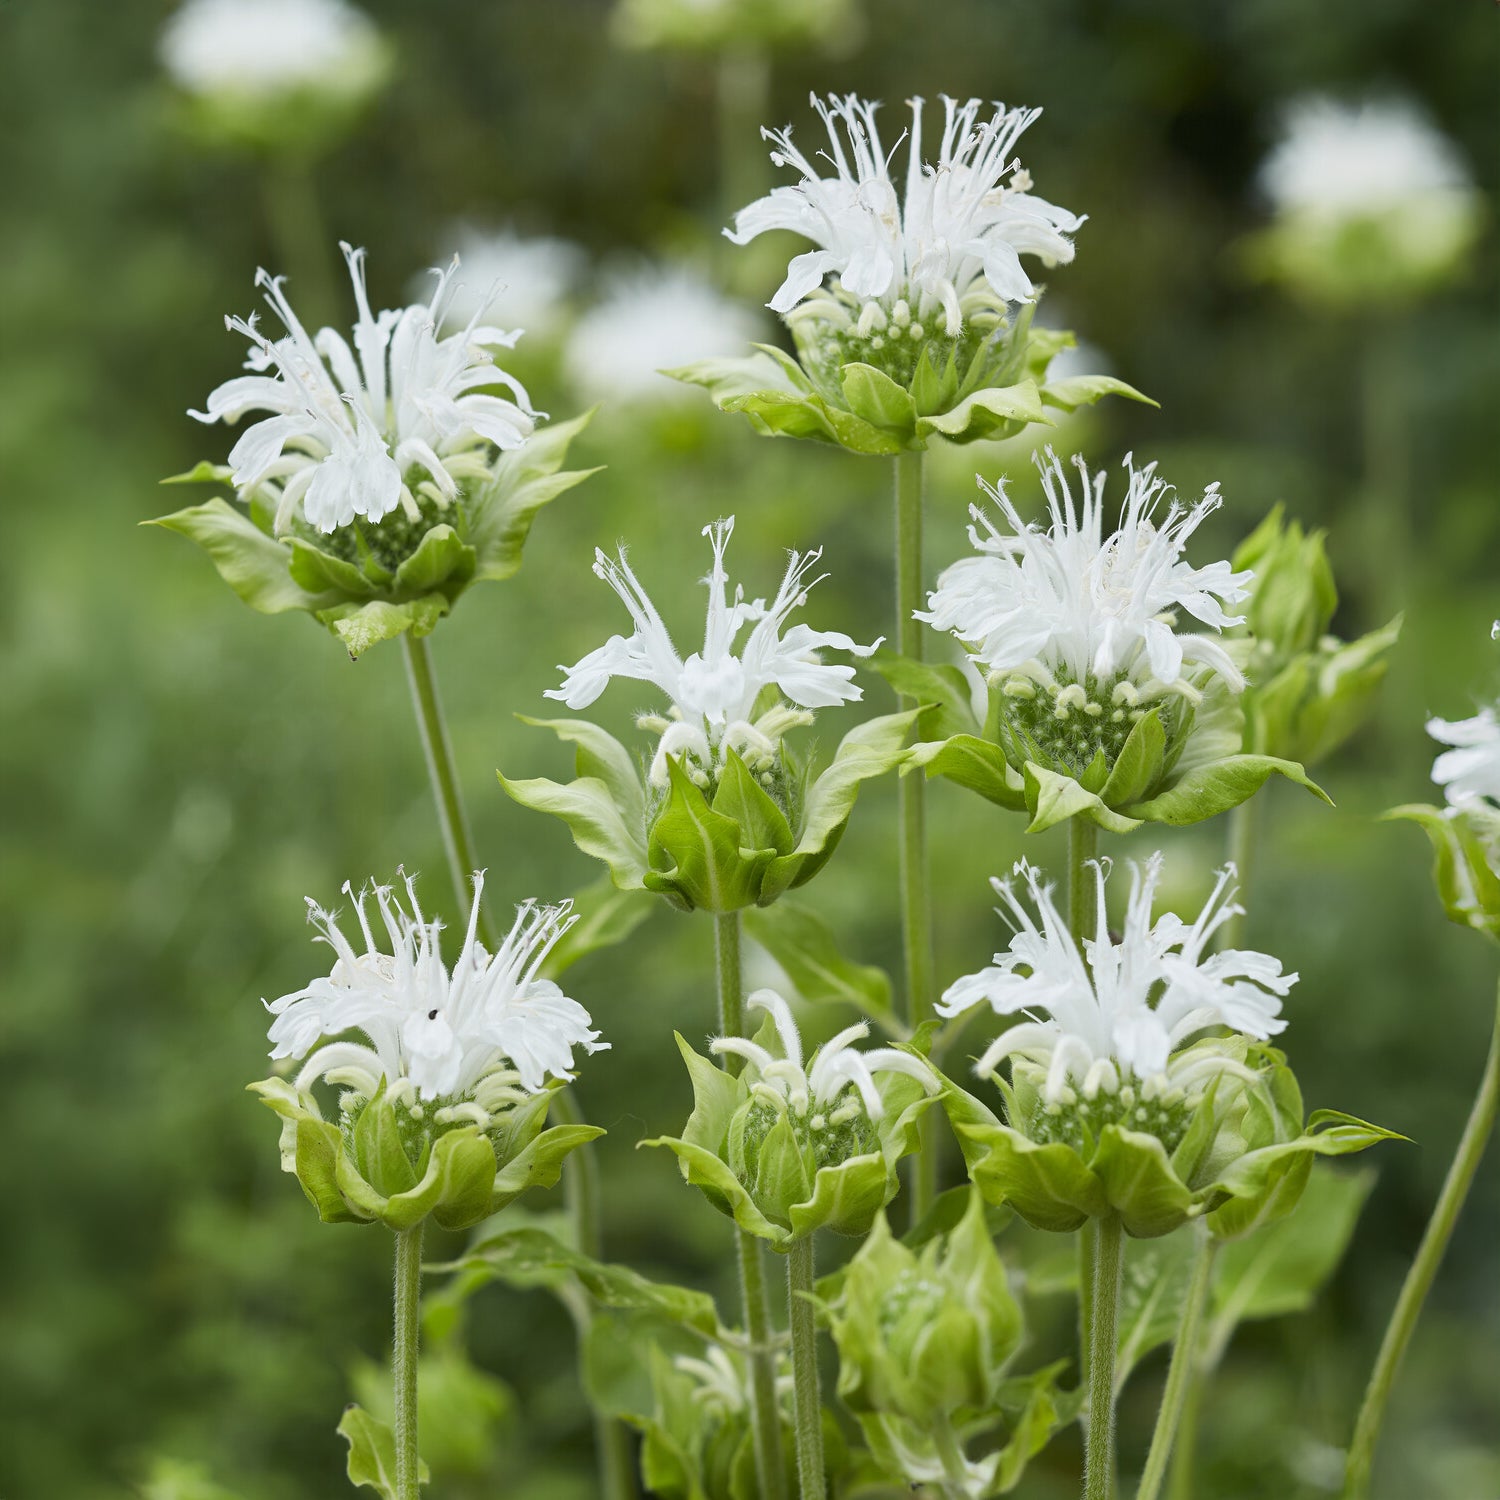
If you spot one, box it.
[161,0,384,99]
[547,517,880,786]
[940,855,1293,1110]
[727,92,1084,338]
[193,242,537,534]
[266,870,606,1109]
[1259,95,1471,222]
[1428,627,1500,815]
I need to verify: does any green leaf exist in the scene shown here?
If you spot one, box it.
[868,651,981,740]
[161,460,236,486]
[905,732,1027,810]
[1385,801,1500,942]
[742,899,895,1027]
[452,1225,722,1337]
[839,362,918,433]
[317,595,449,658]
[915,380,1049,442]
[515,716,646,830]
[1122,753,1330,826]
[393,523,476,595]
[1040,374,1158,414]
[538,876,656,980]
[772,709,917,892]
[487,1122,605,1217]
[147,499,330,615]
[667,349,801,404]
[470,410,600,582]
[499,769,649,891]
[1023,763,1140,835]
[1089,1126,1199,1238]
[1114,1227,1199,1391]
[960,1121,1110,1232]
[712,749,796,857]
[352,1092,420,1198]
[337,1405,428,1496]
[288,537,378,598]
[1099,710,1167,807]
[647,756,774,913]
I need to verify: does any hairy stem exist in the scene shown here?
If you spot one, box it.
[392,1223,424,1500]
[1166,1370,1206,1500]
[1084,1214,1124,1500]
[1342,975,1500,1498]
[788,1235,825,1500]
[894,448,937,1220]
[1221,799,1258,952]
[1070,818,1101,1406]
[717,910,788,1500]
[402,633,494,946]
[1138,1228,1219,1500]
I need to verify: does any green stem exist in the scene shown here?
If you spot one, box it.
[1083,1215,1124,1500]
[1070,819,1100,1407]
[788,1235,825,1500]
[716,910,787,1500]
[1342,975,1500,1499]
[1166,1370,1205,1500]
[1138,1228,1218,1500]
[402,634,495,947]
[894,448,937,1221]
[392,1223,424,1500]
[1221,800,1258,952]
[1077,1218,1097,1401]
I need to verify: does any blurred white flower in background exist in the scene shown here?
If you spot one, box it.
[564,263,764,406]
[161,0,386,99]
[1259,96,1471,220]
[421,226,587,341]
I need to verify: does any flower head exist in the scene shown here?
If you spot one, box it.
[1259,95,1471,222]
[546,517,879,786]
[919,450,1250,779]
[267,869,606,1110]
[193,242,537,534]
[728,93,1083,340]
[940,854,1292,1127]
[564,264,763,407]
[161,0,384,99]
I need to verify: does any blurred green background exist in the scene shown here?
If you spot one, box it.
[2,1,1497,1497]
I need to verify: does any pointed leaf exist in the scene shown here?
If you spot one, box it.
[1024,763,1141,834]
[742,900,895,1025]
[499,770,649,889]
[1123,753,1331,826]
[393,523,476,595]
[840,361,918,434]
[516,716,646,829]
[337,1405,428,1496]
[869,651,982,739]
[916,380,1049,441]
[906,732,1027,809]
[1040,374,1158,413]
[647,756,772,912]
[960,1121,1110,1231]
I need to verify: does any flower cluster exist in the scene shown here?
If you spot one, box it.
[548,516,878,790]
[194,242,536,538]
[942,854,1290,1149]
[729,92,1082,387]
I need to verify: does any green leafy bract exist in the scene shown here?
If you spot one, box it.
[1385,802,1500,943]
[248,1076,602,1232]
[148,412,598,657]
[501,710,917,914]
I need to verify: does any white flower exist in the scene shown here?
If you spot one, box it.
[546,516,879,785]
[1259,95,1472,221]
[266,870,606,1109]
[563,263,763,406]
[919,449,1250,705]
[422,225,586,340]
[727,93,1084,338]
[161,0,384,98]
[672,1345,793,1419]
[939,854,1293,1104]
[711,990,937,1122]
[192,242,537,533]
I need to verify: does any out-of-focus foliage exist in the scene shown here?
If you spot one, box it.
[0,3,1496,1499]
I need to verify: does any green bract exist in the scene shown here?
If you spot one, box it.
[888,655,1329,834]
[149,412,597,658]
[249,1075,602,1233]
[1386,802,1500,943]
[499,710,916,913]
[669,319,1151,456]
[1231,506,1400,765]
[942,1045,1397,1240]
[823,1190,1023,1426]
[643,1029,936,1248]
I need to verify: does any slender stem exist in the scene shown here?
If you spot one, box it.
[788,1235,825,1500]
[549,1087,640,1500]
[1166,1368,1206,1500]
[1084,1215,1124,1500]
[894,448,938,1221]
[1221,799,1258,952]
[716,910,787,1500]
[1138,1228,1219,1500]
[1342,976,1500,1499]
[1068,818,1099,943]
[1077,1218,1098,1403]
[392,1223,424,1500]
[402,634,495,947]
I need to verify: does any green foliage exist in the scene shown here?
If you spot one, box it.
[742,899,896,1031]
[337,1405,430,1496]
[502,711,917,913]
[148,413,597,657]
[248,1077,603,1232]
[1386,802,1500,943]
